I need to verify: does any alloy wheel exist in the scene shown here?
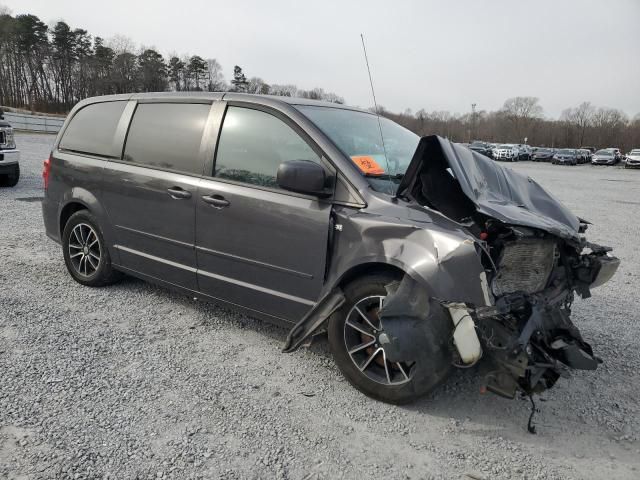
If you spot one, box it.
[68,223,101,277]
[343,295,414,386]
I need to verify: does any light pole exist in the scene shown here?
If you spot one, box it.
[471,103,477,141]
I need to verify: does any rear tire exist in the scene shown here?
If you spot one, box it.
[328,273,452,404]
[62,210,121,287]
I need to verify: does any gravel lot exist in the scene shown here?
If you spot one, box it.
[1,133,639,480]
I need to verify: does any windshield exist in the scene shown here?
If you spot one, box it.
[595,149,613,156]
[498,145,513,149]
[630,150,640,155]
[536,148,552,154]
[558,149,575,155]
[296,105,419,192]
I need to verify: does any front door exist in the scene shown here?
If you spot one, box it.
[195,105,332,322]
[102,102,213,291]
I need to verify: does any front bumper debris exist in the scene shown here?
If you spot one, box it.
[469,246,619,399]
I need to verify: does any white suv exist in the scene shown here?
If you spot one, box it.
[493,144,520,161]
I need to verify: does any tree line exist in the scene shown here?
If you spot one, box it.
[383,97,640,151]
[379,97,640,151]
[0,9,344,113]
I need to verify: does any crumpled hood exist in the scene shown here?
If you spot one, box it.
[396,136,581,242]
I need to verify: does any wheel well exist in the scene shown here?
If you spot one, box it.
[59,202,87,235]
[338,262,405,288]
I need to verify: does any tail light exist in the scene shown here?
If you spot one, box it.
[43,155,52,190]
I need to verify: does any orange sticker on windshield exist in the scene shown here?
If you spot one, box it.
[351,156,385,175]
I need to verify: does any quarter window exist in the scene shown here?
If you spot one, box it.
[214,106,321,188]
[123,103,210,175]
[60,101,127,157]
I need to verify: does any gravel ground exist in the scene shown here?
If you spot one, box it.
[1,133,639,480]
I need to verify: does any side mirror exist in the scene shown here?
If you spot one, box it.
[277,160,329,197]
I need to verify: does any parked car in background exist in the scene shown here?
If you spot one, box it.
[468,141,494,158]
[592,149,617,165]
[41,92,619,404]
[493,144,519,161]
[0,119,20,187]
[607,148,623,163]
[580,146,596,153]
[578,149,592,164]
[625,149,640,169]
[553,149,579,165]
[517,144,533,161]
[532,147,555,162]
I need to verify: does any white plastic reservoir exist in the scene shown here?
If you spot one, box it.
[447,304,482,364]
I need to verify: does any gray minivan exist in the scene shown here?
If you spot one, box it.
[42,92,618,404]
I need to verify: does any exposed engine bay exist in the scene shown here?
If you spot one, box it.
[397,135,620,400]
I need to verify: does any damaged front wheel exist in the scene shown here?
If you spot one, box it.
[328,273,452,404]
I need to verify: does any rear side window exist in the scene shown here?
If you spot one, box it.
[123,103,210,175]
[60,101,127,157]
[214,106,321,188]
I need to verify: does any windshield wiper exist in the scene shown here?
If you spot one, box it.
[363,172,404,180]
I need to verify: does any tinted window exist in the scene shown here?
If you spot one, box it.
[60,101,126,157]
[124,103,210,175]
[214,106,321,188]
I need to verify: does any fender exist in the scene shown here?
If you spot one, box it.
[283,205,492,352]
[58,187,121,265]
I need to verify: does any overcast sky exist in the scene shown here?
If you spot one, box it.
[4,0,639,118]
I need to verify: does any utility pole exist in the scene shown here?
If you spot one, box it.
[471,103,477,141]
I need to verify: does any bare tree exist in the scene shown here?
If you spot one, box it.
[106,34,135,55]
[247,77,270,94]
[561,102,595,146]
[206,58,226,91]
[502,96,544,142]
[269,84,297,97]
[591,107,628,147]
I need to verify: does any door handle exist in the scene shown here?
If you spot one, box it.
[202,194,230,208]
[167,187,192,199]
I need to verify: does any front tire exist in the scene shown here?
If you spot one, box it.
[62,210,121,287]
[0,164,19,187]
[328,274,452,404]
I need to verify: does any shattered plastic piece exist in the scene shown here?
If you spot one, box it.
[377,276,433,363]
[282,289,345,353]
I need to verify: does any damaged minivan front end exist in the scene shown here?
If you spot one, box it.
[285,134,619,403]
[389,136,620,399]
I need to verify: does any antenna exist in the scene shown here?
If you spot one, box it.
[360,33,393,193]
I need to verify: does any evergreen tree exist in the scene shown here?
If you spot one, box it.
[230,65,248,92]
